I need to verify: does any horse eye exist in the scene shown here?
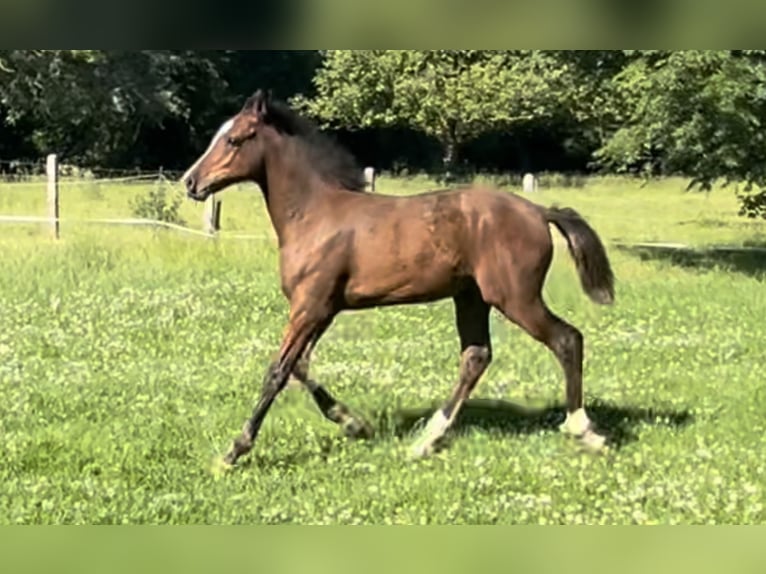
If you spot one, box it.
[226,136,238,147]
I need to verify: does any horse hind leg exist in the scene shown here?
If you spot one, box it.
[496,294,607,452]
[410,285,492,459]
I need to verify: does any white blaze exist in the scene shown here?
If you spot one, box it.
[181,118,234,183]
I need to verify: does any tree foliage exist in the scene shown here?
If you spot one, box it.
[0,50,319,169]
[1,51,187,164]
[297,50,575,170]
[593,50,766,217]
[3,50,766,217]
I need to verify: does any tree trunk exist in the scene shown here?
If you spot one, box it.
[441,124,460,183]
[443,139,458,168]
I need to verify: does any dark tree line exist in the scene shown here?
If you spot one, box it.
[3,50,766,217]
[0,50,322,171]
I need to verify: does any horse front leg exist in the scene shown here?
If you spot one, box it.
[292,332,374,440]
[219,299,335,469]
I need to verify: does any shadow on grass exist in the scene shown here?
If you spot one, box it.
[376,397,693,449]
[222,398,694,473]
[616,243,766,279]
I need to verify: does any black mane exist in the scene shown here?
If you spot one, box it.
[263,98,367,193]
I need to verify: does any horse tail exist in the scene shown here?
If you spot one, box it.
[544,206,615,305]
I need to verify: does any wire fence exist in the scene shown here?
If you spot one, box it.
[0,158,185,182]
[0,156,271,240]
[2,157,765,254]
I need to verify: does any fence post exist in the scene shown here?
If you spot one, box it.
[364,167,376,192]
[522,173,538,194]
[203,194,222,236]
[46,154,60,239]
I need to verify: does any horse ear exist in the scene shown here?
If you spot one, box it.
[244,89,270,119]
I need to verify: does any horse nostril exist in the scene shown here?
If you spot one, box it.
[185,175,196,191]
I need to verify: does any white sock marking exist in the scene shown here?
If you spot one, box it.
[562,408,592,436]
[423,410,450,441]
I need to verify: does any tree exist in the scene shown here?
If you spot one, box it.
[297,50,575,174]
[0,50,323,169]
[593,50,766,218]
[551,50,631,155]
[0,51,191,166]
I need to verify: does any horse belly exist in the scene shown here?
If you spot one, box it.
[343,250,462,309]
[341,194,471,308]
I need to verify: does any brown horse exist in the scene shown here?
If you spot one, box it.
[182,90,615,469]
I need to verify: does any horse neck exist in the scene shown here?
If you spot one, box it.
[257,133,331,247]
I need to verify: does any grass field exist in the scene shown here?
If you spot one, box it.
[1,175,764,524]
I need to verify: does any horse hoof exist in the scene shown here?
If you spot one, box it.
[209,455,234,478]
[343,418,375,440]
[578,429,608,453]
[559,408,592,437]
[408,440,430,460]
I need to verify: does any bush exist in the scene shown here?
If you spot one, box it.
[129,180,185,226]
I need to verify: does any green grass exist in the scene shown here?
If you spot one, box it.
[0,175,764,524]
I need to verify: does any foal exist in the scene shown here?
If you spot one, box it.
[182,90,615,468]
